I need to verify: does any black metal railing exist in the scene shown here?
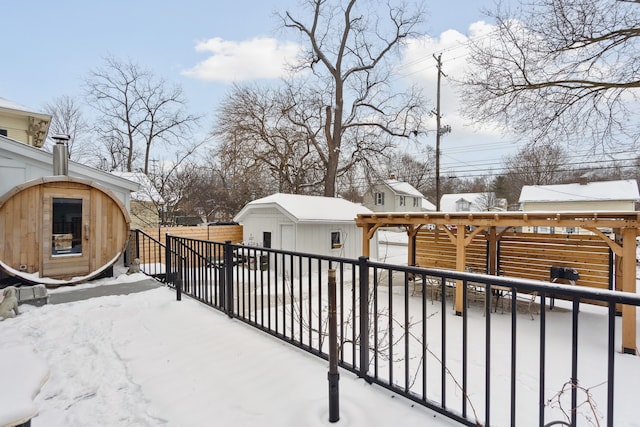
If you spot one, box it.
[134,229,167,280]
[138,231,640,427]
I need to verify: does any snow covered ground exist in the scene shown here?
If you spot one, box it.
[1,273,457,427]
[1,232,638,426]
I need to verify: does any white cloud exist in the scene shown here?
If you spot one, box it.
[399,23,506,140]
[182,37,303,83]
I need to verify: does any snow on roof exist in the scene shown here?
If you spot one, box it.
[519,180,640,203]
[440,192,492,212]
[235,193,372,223]
[421,198,436,211]
[0,97,46,116]
[383,179,424,197]
[110,171,164,204]
[379,179,435,211]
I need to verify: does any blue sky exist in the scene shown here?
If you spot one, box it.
[2,0,519,176]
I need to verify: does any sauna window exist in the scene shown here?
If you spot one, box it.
[52,198,83,255]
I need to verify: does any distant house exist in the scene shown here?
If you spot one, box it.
[518,179,640,234]
[234,193,378,261]
[111,172,164,229]
[363,178,435,213]
[0,97,50,148]
[439,192,502,212]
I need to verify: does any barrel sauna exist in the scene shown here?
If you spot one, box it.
[0,175,131,285]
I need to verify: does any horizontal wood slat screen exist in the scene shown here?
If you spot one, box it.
[415,229,611,290]
[499,232,610,290]
[135,225,243,265]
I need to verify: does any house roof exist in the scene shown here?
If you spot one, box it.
[383,179,424,197]
[110,171,164,204]
[519,180,640,203]
[421,198,436,211]
[234,193,372,223]
[376,179,435,211]
[0,134,138,193]
[440,192,493,212]
[0,97,46,117]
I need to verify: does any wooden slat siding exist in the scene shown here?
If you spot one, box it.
[0,185,42,273]
[136,225,243,266]
[415,229,487,271]
[499,232,610,290]
[415,229,611,290]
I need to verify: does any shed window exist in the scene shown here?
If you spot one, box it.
[331,231,342,249]
[375,192,385,205]
[413,197,419,207]
[52,198,83,255]
[263,232,272,248]
[399,196,406,206]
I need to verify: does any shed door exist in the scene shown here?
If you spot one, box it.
[280,224,294,251]
[42,189,91,278]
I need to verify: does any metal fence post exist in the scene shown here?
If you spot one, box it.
[358,256,370,380]
[328,269,340,422]
[224,240,234,318]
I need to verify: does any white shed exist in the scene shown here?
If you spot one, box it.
[234,193,378,260]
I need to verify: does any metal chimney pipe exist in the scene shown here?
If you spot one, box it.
[52,134,70,175]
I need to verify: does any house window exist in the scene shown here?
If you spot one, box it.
[0,129,7,137]
[566,227,576,235]
[331,231,342,249]
[456,199,471,212]
[52,198,83,255]
[549,226,555,234]
[413,197,419,207]
[375,192,385,205]
[399,196,406,206]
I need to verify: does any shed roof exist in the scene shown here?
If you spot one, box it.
[519,180,640,203]
[234,193,372,223]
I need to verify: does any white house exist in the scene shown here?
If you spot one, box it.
[518,179,639,234]
[519,179,639,212]
[234,193,378,261]
[363,178,435,213]
[439,192,500,212]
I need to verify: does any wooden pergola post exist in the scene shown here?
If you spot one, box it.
[621,227,637,355]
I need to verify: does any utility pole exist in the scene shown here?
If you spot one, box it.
[433,53,450,211]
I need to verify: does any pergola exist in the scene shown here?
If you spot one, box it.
[356,211,639,355]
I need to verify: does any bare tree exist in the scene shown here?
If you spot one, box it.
[204,136,278,221]
[213,84,325,194]
[85,56,200,173]
[501,141,569,202]
[460,0,640,151]
[43,95,93,162]
[281,0,429,196]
